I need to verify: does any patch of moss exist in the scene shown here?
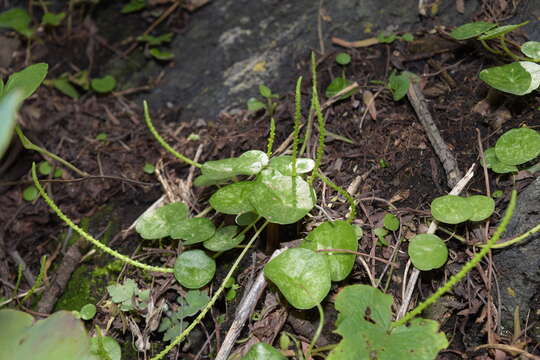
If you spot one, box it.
[92,260,124,277]
[54,265,108,312]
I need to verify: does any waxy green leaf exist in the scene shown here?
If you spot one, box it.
[170,217,216,245]
[209,181,255,215]
[300,220,358,281]
[408,234,448,271]
[521,41,540,59]
[241,343,287,360]
[449,21,496,40]
[495,128,540,166]
[4,63,48,101]
[0,90,24,159]
[268,156,315,175]
[90,336,121,360]
[91,75,116,93]
[478,21,528,40]
[483,147,518,173]
[203,225,245,252]
[249,169,315,224]
[325,77,353,99]
[174,250,216,289]
[264,248,331,309]
[431,195,472,224]
[479,62,540,96]
[201,150,269,182]
[466,195,495,222]
[136,202,188,239]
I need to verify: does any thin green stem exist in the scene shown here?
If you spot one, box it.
[150,220,269,360]
[315,170,357,223]
[392,190,517,327]
[479,39,503,56]
[32,163,173,274]
[15,126,88,177]
[143,101,202,168]
[499,36,526,61]
[482,222,540,249]
[307,303,325,357]
[292,76,303,177]
[308,53,326,185]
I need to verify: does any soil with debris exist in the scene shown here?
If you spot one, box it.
[0,0,539,359]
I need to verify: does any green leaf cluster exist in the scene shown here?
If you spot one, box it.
[158,290,210,342]
[106,278,150,311]
[483,128,540,173]
[431,194,495,224]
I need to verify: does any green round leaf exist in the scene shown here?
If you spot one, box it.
[264,248,331,309]
[430,195,472,224]
[174,250,216,289]
[268,156,315,175]
[401,33,414,42]
[0,8,31,34]
[479,62,538,95]
[449,21,496,40]
[495,128,540,166]
[80,304,96,320]
[170,217,216,244]
[521,41,540,59]
[300,221,358,281]
[90,336,121,360]
[383,213,400,231]
[478,22,528,40]
[22,185,39,202]
[209,181,255,215]
[408,234,448,271]
[249,169,316,224]
[90,75,116,93]
[388,72,410,101]
[143,162,155,174]
[235,212,259,226]
[259,84,272,98]
[484,147,518,173]
[135,202,189,240]
[336,53,351,65]
[241,343,287,360]
[203,225,245,252]
[466,195,495,222]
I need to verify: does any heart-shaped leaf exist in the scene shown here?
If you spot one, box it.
[408,234,448,271]
[449,21,496,40]
[136,202,189,240]
[465,195,495,222]
[495,128,540,166]
[300,220,358,281]
[241,343,287,360]
[170,217,216,245]
[328,285,448,360]
[174,250,216,289]
[430,195,472,224]
[268,156,315,175]
[249,169,316,224]
[201,150,269,182]
[264,248,331,309]
[203,225,245,252]
[479,62,539,96]
[209,181,255,215]
[483,147,518,173]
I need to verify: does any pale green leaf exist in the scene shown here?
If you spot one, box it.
[478,22,528,40]
[264,248,331,309]
[241,343,287,360]
[430,195,472,224]
[0,90,24,159]
[203,225,245,252]
[408,234,448,271]
[174,250,216,289]
[5,63,48,101]
[495,127,540,165]
[209,181,255,214]
[449,21,496,40]
[268,156,315,175]
[91,75,116,93]
[80,304,96,320]
[383,213,400,231]
[170,217,216,244]
[479,62,536,95]
[135,202,189,239]
[465,195,495,222]
[325,77,353,99]
[521,41,540,59]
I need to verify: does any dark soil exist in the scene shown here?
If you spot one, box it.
[1,1,539,359]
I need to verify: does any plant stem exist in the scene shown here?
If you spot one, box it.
[150,220,269,360]
[308,53,326,186]
[292,76,303,177]
[391,189,517,328]
[482,222,540,249]
[15,126,88,177]
[315,170,357,222]
[307,303,325,358]
[499,36,526,61]
[32,163,173,273]
[479,39,503,56]
[143,101,202,168]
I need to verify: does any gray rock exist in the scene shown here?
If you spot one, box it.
[493,177,540,341]
[141,0,481,121]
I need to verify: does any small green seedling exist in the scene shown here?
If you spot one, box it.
[247,84,279,115]
[107,278,150,312]
[78,303,97,320]
[23,186,39,202]
[143,162,155,174]
[96,133,108,141]
[38,161,53,175]
[408,234,448,271]
[137,33,173,46]
[90,75,116,93]
[224,277,240,301]
[335,52,351,66]
[158,290,209,342]
[450,21,540,95]
[377,31,414,44]
[41,12,66,27]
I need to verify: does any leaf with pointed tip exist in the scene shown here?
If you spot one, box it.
[449,21,496,40]
[5,63,48,101]
[478,21,528,40]
[0,90,24,159]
